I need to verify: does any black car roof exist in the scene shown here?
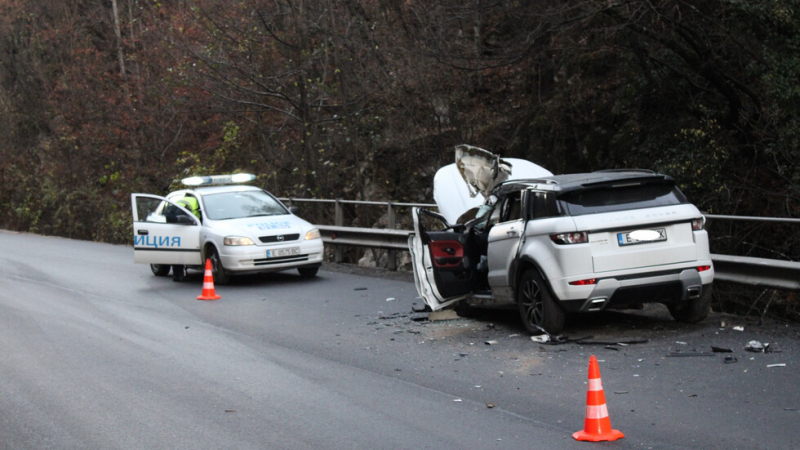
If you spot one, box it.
[494,170,675,196]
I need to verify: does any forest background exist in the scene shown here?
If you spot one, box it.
[0,0,797,318]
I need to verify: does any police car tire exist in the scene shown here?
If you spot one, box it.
[151,264,171,277]
[298,267,319,278]
[208,247,231,285]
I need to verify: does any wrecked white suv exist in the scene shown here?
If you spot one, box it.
[409,145,714,335]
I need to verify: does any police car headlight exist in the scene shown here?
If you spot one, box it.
[224,236,255,246]
[304,229,321,240]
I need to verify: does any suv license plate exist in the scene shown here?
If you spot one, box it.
[267,247,301,258]
[617,228,667,246]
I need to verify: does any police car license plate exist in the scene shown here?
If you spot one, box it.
[617,228,667,246]
[267,247,300,258]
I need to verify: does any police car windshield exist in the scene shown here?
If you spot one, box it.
[203,191,288,220]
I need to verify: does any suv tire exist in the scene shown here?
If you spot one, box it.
[667,284,712,323]
[517,269,565,335]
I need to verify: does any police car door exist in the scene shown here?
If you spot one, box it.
[131,194,203,265]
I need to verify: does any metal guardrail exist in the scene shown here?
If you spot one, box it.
[704,214,800,291]
[711,254,800,291]
[317,225,411,251]
[281,198,800,291]
[281,198,433,270]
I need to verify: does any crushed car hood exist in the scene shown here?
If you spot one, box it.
[433,145,553,224]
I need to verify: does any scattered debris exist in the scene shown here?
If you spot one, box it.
[675,341,688,345]
[428,310,460,321]
[454,398,462,402]
[379,312,406,320]
[613,391,629,395]
[225,409,237,413]
[667,352,715,357]
[531,335,550,343]
[354,287,367,291]
[385,297,396,302]
[411,302,428,313]
[733,326,745,331]
[485,340,499,345]
[410,312,429,322]
[767,363,787,368]
[711,346,733,353]
[724,356,738,364]
[571,337,648,346]
[486,403,495,409]
[745,341,769,353]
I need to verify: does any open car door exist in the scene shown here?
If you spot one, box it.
[409,208,476,311]
[131,194,203,266]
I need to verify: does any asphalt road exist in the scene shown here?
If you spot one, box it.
[1,230,798,449]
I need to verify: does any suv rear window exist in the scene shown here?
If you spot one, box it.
[558,183,687,216]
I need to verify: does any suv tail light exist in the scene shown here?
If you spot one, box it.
[692,217,706,231]
[550,232,588,245]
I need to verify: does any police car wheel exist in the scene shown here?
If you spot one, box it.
[151,264,171,277]
[208,247,230,285]
[298,267,319,278]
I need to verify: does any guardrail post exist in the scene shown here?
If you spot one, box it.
[334,199,343,263]
[387,202,397,271]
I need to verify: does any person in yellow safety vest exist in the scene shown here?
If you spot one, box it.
[176,196,201,220]
[172,196,201,282]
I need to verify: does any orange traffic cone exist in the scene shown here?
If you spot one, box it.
[197,259,221,301]
[573,355,624,442]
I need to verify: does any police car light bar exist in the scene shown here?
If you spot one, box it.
[182,173,256,186]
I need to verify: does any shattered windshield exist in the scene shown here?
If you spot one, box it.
[203,191,288,220]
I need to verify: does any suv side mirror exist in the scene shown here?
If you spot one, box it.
[289,206,300,215]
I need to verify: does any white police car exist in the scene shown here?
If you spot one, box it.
[132,174,324,283]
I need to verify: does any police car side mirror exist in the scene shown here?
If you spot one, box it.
[289,206,300,215]
[175,215,197,225]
